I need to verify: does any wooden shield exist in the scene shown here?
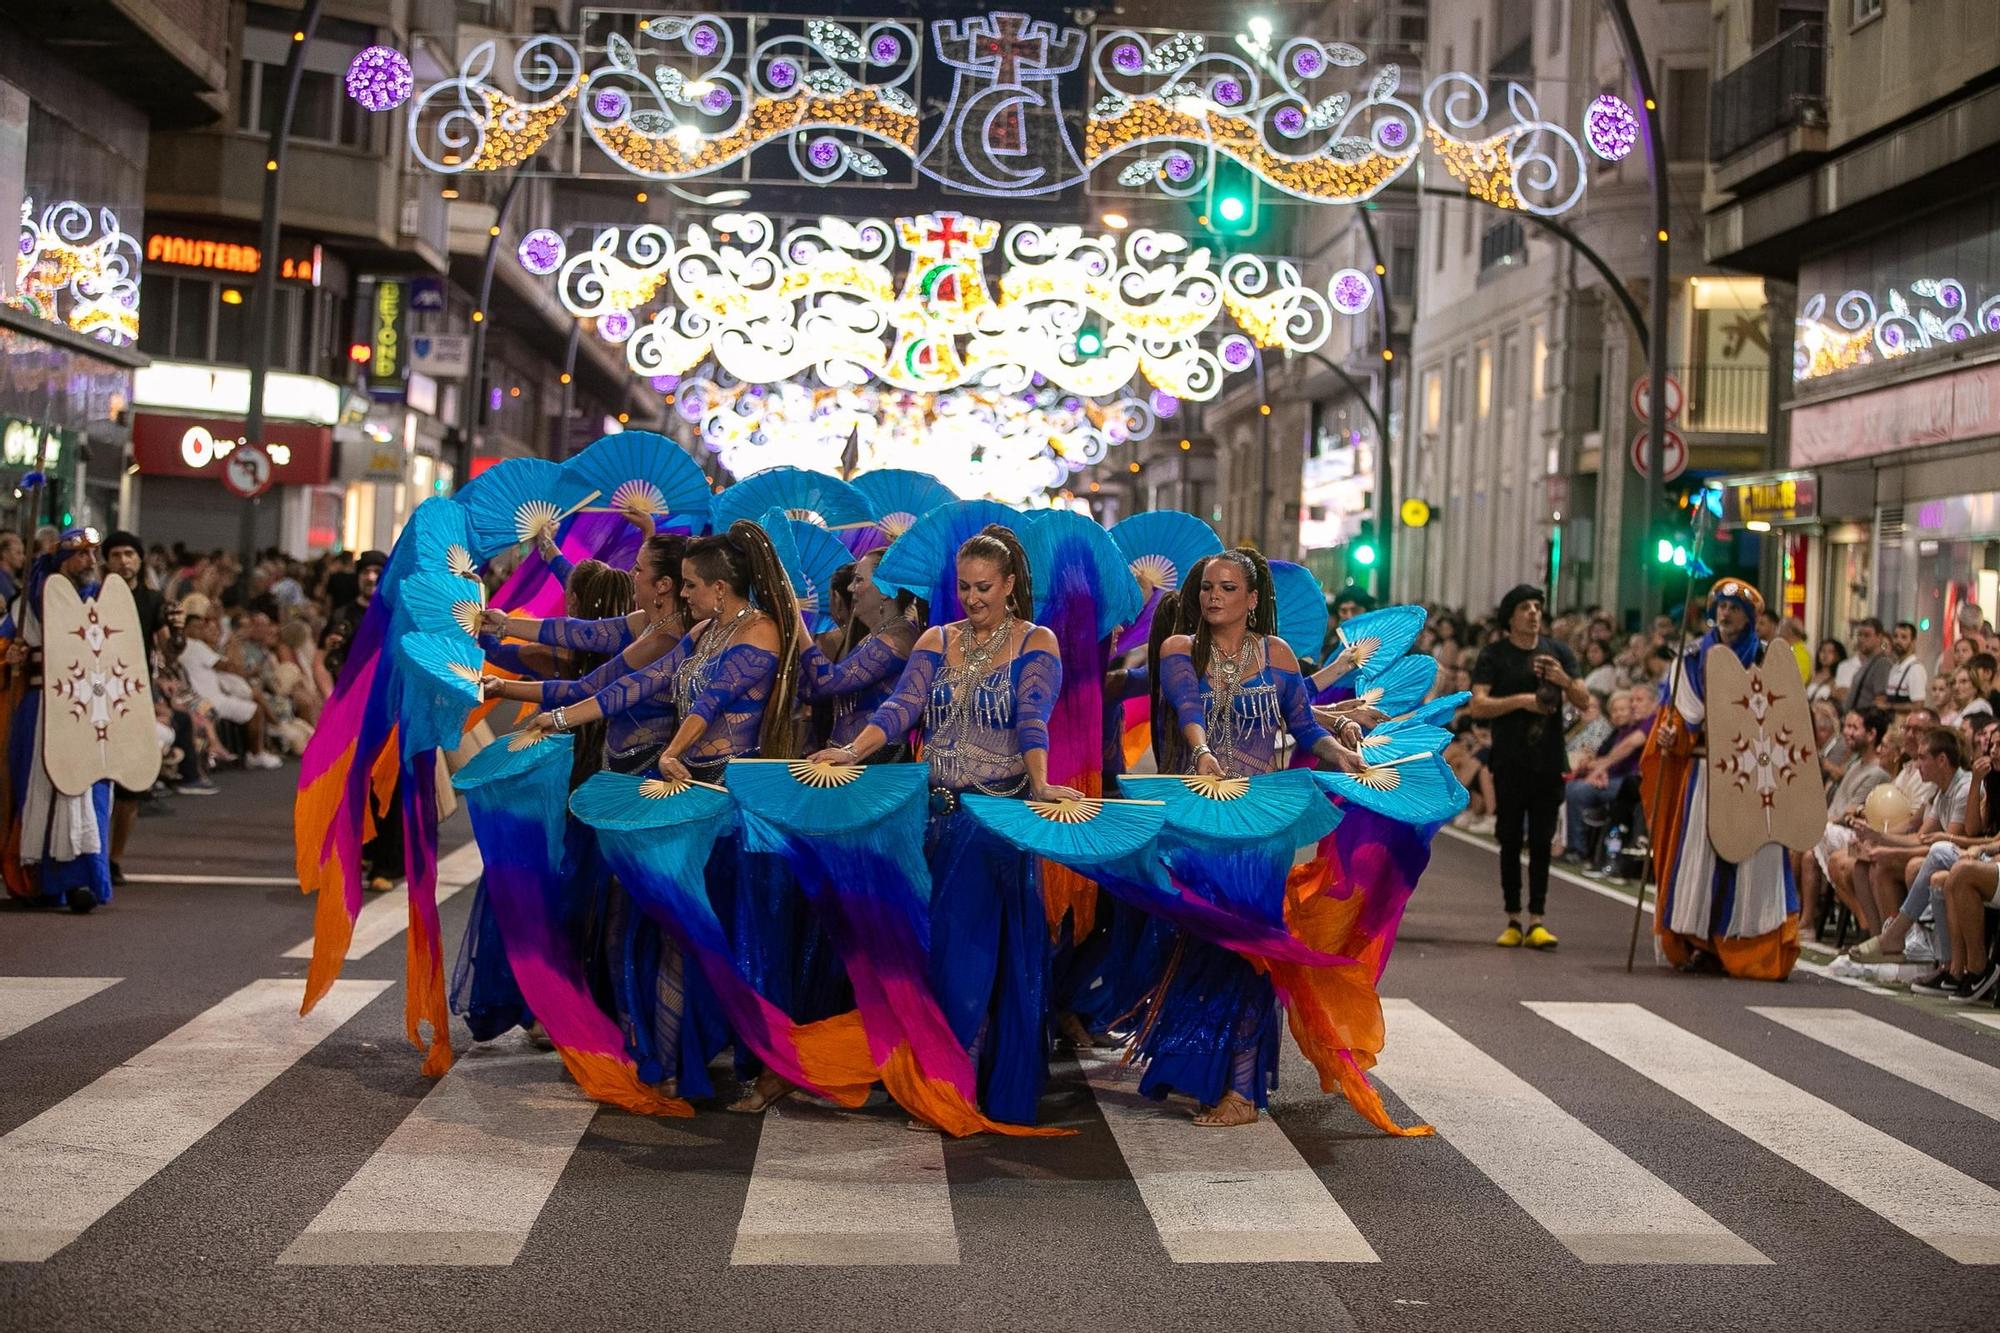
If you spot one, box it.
[1703,643,1827,863]
[41,576,161,796]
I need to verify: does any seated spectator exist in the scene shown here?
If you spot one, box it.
[1826,709,1941,935]
[232,597,315,754]
[1908,721,2000,995]
[1579,638,1618,699]
[1844,726,1972,960]
[1971,651,2000,716]
[1560,688,1650,865]
[1565,692,1610,771]
[276,616,331,720]
[1809,638,1846,706]
[176,593,282,769]
[1801,708,1892,941]
[1943,665,1995,730]
[1446,719,1496,835]
[1813,698,1849,786]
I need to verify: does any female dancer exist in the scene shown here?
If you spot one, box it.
[1146,549,1363,1126]
[797,548,921,761]
[808,526,1079,1127]
[511,521,812,1108]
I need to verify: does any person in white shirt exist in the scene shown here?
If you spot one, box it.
[1885,620,1929,710]
[1844,725,1971,957]
[176,595,281,769]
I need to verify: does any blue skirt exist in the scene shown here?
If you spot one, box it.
[1136,938,1279,1110]
[7,691,112,906]
[925,803,1050,1126]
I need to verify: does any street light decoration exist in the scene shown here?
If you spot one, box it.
[9,198,141,346]
[344,45,415,112]
[1422,74,1585,216]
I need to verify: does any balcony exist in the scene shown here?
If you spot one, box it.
[1710,21,1825,164]
[1677,362,1769,435]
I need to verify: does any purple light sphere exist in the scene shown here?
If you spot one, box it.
[1584,93,1639,162]
[1378,119,1408,149]
[689,24,720,56]
[516,228,565,276]
[1150,389,1180,418]
[808,137,841,169]
[1163,151,1196,182]
[1112,42,1144,74]
[599,310,635,343]
[1219,334,1255,371]
[1330,267,1373,315]
[701,87,732,112]
[871,34,901,62]
[768,59,798,89]
[344,46,414,112]
[1212,78,1244,108]
[1275,106,1306,136]
[593,88,629,120]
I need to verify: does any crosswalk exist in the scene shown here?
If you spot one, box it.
[4,975,1999,1270]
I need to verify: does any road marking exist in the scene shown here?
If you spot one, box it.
[1530,1000,2000,1264]
[731,1102,959,1266]
[0,977,121,1043]
[123,874,300,886]
[279,1039,598,1266]
[1752,1007,2000,1124]
[280,842,482,961]
[0,977,389,1263]
[1078,1053,1377,1264]
[1962,1014,2000,1035]
[1374,999,1765,1265]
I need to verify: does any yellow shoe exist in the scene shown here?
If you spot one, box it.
[1495,922,1524,947]
[1524,923,1560,949]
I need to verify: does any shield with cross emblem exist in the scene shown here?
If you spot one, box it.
[1703,642,1827,864]
[41,575,160,796]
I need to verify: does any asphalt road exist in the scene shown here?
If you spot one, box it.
[4,767,2000,1331]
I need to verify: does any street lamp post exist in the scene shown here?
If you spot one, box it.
[459,173,525,481]
[238,0,322,574]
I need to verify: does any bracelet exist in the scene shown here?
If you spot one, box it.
[1191,743,1213,759]
[551,706,569,732]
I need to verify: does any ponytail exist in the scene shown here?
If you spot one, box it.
[957,523,1033,622]
[726,519,802,760]
[1147,576,1195,773]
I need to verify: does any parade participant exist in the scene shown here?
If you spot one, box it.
[1141,549,1366,1126]
[513,522,812,1110]
[2,527,114,911]
[1641,579,1803,978]
[797,548,921,759]
[808,526,1075,1127]
[532,497,658,585]
[1467,584,1589,949]
[101,530,165,885]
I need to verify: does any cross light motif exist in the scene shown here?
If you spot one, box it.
[926,215,970,258]
[1713,676,1812,822]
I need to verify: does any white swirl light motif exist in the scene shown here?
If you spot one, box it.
[676,377,1152,504]
[407,34,582,173]
[10,197,141,345]
[1421,72,1584,217]
[555,210,1339,406]
[1085,27,1421,204]
[1795,279,2000,381]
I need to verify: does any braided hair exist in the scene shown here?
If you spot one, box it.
[1146,548,1276,772]
[956,523,1033,623]
[638,531,689,627]
[562,559,634,788]
[683,521,804,759]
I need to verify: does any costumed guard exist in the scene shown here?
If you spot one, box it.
[1640,579,1828,978]
[2,527,159,912]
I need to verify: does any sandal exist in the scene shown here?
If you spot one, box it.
[727,1072,798,1114]
[1192,1091,1258,1128]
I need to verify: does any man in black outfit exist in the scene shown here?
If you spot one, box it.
[1468,584,1591,950]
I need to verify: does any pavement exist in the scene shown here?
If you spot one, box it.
[4,767,2000,1331]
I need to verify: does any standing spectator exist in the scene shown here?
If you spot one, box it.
[0,531,23,607]
[1843,618,1892,714]
[1758,610,1812,684]
[1468,584,1590,950]
[1885,620,1930,710]
[1808,638,1847,706]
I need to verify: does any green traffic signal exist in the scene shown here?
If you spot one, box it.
[1352,540,1378,568]
[1217,193,1248,225]
[1076,323,1103,357]
[1654,537,1689,567]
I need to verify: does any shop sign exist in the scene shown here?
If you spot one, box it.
[144,230,321,285]
[1790,361,2000,465]
[2,418,55,468]
[131,412,331,485]
[368,280,407,400]
[1716,472,1818,527]
[133,360,341,426]
[410,333,470,378]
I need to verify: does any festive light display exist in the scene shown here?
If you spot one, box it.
[547,210,1344,409]
[1583,93,1638,162]
[516,227,566,275]
[344,45,415,112]
[9,197,141,346]
[1795,280,2000,381]
[382,11,1607,217]
[676,377,1151,503]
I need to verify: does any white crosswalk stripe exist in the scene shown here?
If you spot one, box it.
[0,977,120,1043]
[0,978,389,1263]
[280,1035,601,1266]
[1078,1052,1377,1263]
[1374,999,1765,1264]
[1529,1000,2000,1264]
[280,842,483,961]
[1752,1006,2000,1124]
[732,1099,959,1265]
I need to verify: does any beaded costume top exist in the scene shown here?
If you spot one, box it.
[1159,636,1329,776]
[868,623,1061,791]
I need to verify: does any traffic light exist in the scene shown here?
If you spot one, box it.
[1204,159,1260,239]
[1075,317,1104,358]
[1349,522,1379,572]
[1654,535,1690,568]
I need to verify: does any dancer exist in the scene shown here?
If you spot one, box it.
[797,548,920,759]
[808,526,1077,1126]
[1143,549,1364,1126]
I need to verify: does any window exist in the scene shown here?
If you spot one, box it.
[1422,369,1443,434]
[1391,242,1416,300]
[1547,0,1566,55]
[137,269,310,369]
[1476,346,1493,419]
[1433,198,1447,270]
[1851,0,1882,25]
[237,59,371,149]
[1665,67,1710,162]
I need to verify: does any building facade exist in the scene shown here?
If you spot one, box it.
[1705,0,2000,662]
[1399,0,1781,621]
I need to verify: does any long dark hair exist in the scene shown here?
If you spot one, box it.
[638,531,688,626]
[684,521,803,759]
[1146,547,1277,772]
[563,558,634,788]
[956,523,1033,622]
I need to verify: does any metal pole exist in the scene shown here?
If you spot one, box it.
[1605,0,1671,623]
[1253,348,1270,550]
[1357,207,1394,600]
[558,319,580,457]
[460,173,526,482]
[239,0,322,573]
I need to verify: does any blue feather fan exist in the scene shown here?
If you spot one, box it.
[1352,653,1440,716]
[1396,690,1471,726]
[962,795,1165,864]
[568,768,734,833]
[760,508,852,634]
[1329,604,1427,681]
[395,631,484,759]
[1020,508,1143,639]
[396,571,486,640]
[386,497,477,588]
[1318,755,1468,826]
[1121,768,1338,848]
[851,469,958,538]
[726,760,929,838]
[1109,510,1221,595]
[455,457,572,561]
[563,431,712,525]
[872,499,1020,620]
[1268,560,1330,662]
[710,466,873,531]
